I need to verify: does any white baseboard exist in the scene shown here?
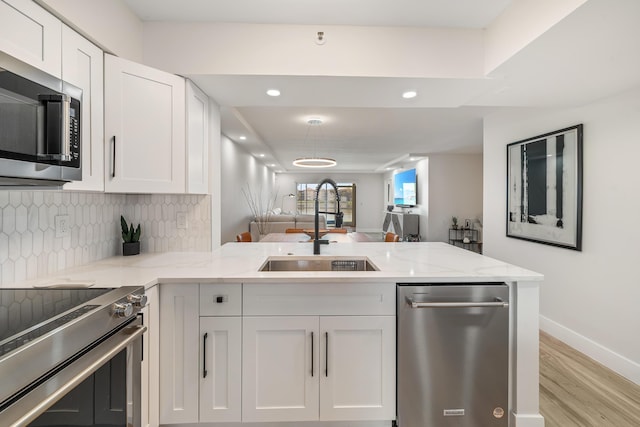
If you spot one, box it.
[511,413,545,427]
[540,315,640,385]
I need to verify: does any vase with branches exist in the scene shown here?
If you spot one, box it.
[242,184,279,238]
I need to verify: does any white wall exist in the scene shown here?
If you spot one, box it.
[484,0,586,73]
[209,98,222,248]
[142,23,483,79]
[427,154,483,243]
[276,172,384,232]
[36,0,144,61]
[483,87,640,384]
[220,136,276,244]
[382,155,482,242]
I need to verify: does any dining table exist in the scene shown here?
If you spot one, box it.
[259,231,377,243]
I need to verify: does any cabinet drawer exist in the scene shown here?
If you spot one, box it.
[243,283,395,316]
[200,284,242,316]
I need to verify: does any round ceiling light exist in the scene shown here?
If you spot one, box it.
[292,157,337,168]
[402,90,417,99]
[266,89,281,97]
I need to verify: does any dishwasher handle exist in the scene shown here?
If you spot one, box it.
[408,297,509,309]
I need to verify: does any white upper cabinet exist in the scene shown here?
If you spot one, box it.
[186,80,209,194]
[104,54,186,193]
[0,0,62,77]
[62,25,104,192]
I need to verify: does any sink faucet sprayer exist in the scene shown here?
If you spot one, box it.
[314,178,342,255]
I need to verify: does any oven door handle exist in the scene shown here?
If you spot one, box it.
[2,324,146,427]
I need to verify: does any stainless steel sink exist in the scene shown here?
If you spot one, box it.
[259,256,379,272]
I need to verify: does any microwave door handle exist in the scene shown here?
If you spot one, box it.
[38,94,72,162]
[61,95,71,161]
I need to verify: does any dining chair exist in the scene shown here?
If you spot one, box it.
[236,232,252,242]
[384,232,400,242]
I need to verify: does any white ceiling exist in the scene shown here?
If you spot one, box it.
[124,0,640,173]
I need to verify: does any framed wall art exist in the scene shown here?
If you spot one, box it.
[506,124,583,250]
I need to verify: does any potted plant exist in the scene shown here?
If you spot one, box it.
[451,216,458,229]
[121,215,141,256]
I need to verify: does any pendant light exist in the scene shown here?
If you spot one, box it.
[293,118,337,168]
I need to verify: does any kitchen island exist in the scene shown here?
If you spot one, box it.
[15,242,544,427]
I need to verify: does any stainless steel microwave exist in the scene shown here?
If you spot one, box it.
[0,52,81,186]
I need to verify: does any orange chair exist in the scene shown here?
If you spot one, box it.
[285,228,305,233]
[236,232,252,242]
[384,232,400,242]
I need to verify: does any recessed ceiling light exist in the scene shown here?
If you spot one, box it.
[268,163,275,167]
[402,90,417,99]
[258,154,265,157]
[239,135,247,141]
[266,89,281,97]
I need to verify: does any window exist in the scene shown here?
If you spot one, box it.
[296,182,356,227]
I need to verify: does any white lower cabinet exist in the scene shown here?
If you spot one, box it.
[320,316,396,421]
[242,316,320,422]
[242,315,396,423]
[200,316,242,422]
[141,285,159,427]
[159,284,200,424]
[158,282,396,425]
[159,284,242,425]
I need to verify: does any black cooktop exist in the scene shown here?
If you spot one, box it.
[0,288,112,357]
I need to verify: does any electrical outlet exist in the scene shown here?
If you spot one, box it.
[176,212,187,229]
[55,215,70,238]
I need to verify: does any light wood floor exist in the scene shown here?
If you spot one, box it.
[539,331,640,426]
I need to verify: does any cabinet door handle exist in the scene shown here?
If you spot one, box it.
[311,331,314,377]
[325,332,329,377]
[111,136,116,178]
[203,332,208,378]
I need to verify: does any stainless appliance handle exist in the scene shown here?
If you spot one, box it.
[408,298,509,309]
[37,93,72,161]
[61,94,71,161]
[3,324,146,427]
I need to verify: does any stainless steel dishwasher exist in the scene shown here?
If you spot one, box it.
[397,283,509,427]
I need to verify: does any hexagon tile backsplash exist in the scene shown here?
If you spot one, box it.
[0,191,211,287]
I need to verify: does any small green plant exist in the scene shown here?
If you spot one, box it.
[451,216,458,227]
[121,215,141,243]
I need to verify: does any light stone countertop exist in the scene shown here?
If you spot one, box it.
[9,242,543,289]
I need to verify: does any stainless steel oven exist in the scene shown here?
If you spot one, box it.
[0,286,147,427]
[0,51,81,187]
